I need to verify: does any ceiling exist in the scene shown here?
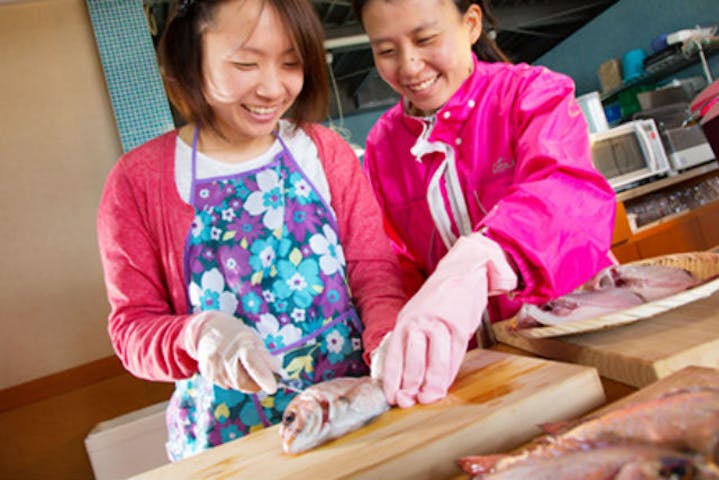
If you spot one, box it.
[144,0,619,117]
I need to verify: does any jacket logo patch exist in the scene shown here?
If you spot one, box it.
[492,157,515,174]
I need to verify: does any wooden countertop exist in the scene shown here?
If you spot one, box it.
[615,162,718,202]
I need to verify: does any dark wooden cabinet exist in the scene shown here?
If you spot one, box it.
[633,214,706,258]
[697,202,719,247]
[611,166,719,262]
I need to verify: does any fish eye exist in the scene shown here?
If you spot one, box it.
[282,411,296,426]
[659,457,693,480]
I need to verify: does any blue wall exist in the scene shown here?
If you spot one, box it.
[536,0,719,95]
[329,106,388,149]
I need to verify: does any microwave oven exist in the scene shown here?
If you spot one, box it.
[589,119,671,192]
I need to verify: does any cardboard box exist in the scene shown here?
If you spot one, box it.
[598,58,623,93]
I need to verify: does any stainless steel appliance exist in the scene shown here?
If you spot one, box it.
[633,103,715,171]
[662,125,715,170]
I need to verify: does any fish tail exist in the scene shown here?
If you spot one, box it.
[456,454,507,476]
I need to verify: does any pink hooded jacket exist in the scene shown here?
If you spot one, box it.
[363,57,616,322]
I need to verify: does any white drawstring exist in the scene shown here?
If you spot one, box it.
[411,117,472,250]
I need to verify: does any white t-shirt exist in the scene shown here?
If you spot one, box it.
[174,120,332,206]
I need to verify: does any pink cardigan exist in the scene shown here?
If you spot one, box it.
[97,124,406,382]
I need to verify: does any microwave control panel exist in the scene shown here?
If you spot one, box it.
[640,121,671,172]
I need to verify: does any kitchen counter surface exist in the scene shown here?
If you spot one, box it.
[615,161,718,202]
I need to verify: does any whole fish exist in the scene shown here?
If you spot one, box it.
[463,445,719,480]
[541,386,719,459]
[459,386,719,476]
[279,376,390,454]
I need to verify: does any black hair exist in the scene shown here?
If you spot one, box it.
[158,0,329,136]
[351,0,510,63]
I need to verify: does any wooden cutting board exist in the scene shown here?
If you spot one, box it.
[493,290,719,388]
[131,350,604,480]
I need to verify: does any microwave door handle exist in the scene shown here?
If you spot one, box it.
[635,124,659,170]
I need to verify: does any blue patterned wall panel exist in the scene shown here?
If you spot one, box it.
[87,0,174,152]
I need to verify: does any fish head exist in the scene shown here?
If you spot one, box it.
[279,391,331,454]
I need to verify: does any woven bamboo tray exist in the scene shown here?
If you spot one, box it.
[501,251,719,339]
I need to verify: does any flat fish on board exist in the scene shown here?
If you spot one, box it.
[458,386,719,477]
[515,288,645,328]
[514,263,706,328]
[279,376,390,454]
[462,444,719,480]
[588,264,703,301]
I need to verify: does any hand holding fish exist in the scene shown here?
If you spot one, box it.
[382,234,517,408]
[184,311,281,393]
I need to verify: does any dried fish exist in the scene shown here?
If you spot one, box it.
[459,386,719,477]
[464,445,719,480]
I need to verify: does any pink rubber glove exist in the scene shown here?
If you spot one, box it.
[184,311,281,393]
[381,234,517,408]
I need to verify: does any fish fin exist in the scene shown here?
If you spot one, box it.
[539,420,575,435]
[657,386,719,399]
[456,454,507,476]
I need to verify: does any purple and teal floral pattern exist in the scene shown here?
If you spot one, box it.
[166,145,367,461]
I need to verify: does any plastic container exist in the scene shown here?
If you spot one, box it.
[618,84,655,120]
[85,402,169,480]
[651,34,669,53]
[622,48,647,81]
[604,102,622,126]
[577,91,610,133]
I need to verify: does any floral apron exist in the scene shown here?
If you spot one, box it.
[166,129,368,461]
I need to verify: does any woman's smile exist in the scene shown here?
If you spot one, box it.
[405,74,440,93]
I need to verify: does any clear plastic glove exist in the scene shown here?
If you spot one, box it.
[370,332,392,381]
[381,234,517,408]
[184,311,281,393]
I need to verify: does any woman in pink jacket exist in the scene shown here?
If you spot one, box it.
[355,0,617,408]
[97,0,404,460]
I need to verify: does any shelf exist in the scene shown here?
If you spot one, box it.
[600,42,719,104]
[615,162,719,202]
